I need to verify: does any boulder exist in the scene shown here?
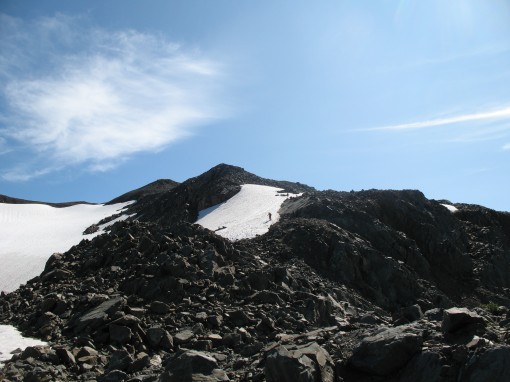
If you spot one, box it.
[265,342,334,382]
[109,324,132,345]
[460,346,510,382]
[73,297,125,333]
[146,327,173,350]
[349,325,423,376]
[106,349,134,372]
[398,351,442,382]
[442,307,485,333]
[158,350,229,382]
[55,347,76,365]
[174,329,194,345]
[150,301,171,314]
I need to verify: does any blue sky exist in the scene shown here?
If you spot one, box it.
[1,1,510,211]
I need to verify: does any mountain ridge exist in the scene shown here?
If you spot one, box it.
[1,163,509,381]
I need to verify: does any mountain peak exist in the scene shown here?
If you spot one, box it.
[107,178,179,204]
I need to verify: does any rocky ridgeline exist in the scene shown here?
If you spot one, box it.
[1,164,510,381]
[121,164,314,227]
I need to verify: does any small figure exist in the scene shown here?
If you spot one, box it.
[268,212,272,221]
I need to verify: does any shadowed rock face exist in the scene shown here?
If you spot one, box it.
[1,164,509,381]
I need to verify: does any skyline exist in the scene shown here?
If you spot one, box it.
[1,1,509,211]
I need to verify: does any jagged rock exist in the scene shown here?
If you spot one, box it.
[76,346,98,358]
[106,349,134,372]
[55,347,76,365]
[146,327,173,350]
[398,351,442,382]
[150,301,171,314]
[127,352,151,372]
[109,324,132,344]
[349,325,423,376]
[99,370,128,382]
[459,346,510,382]
[424,308,443,321]
[442,307,485,333]
[222,332,242,348]
[73,297,125,333]
[400,304,423,322]
[174,329,194,345]
[158,350,229,382]
[265,342,334,382]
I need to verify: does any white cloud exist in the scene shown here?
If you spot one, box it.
[366,106,510,131]
[0,14,228,180]
[504,143,510,150]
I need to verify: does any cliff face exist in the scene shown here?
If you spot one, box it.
[1,164,509,382]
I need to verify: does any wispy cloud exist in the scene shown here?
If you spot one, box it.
[504,143,510,150]
[365,105,510,132]
[0,137,10,155]
[0,14,229,181]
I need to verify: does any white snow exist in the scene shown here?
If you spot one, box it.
[0,200,134,368]
[0,325,46,366]
[441,203,458,213]
[0,201,133,293]
[195,184,301,241]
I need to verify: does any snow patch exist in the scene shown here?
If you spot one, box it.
[441,203,458,213]
[0,201,133,293]
[195,184,301,241]
[0,325,46,366]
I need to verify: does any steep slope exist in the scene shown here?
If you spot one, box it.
[0,201,133,293]
[125,163,314,226]
[196,184,301,241]
[1,164,509,382]
[275,189,510,308]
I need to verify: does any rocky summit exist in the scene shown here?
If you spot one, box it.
[1,163,510,382]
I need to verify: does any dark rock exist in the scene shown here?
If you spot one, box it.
[158,350,229,382]
[208,315,223,327]
[349,325,423,376]
[76,346,98,358]
[150,301,171,314]
[265,342,334,382]
[100,370,129,382]
[222,332,242,348]
[109,324,132,345]
[55,347,76,365]
[189,340,213,351]
[146,327,173,350]
[460,346,510,382]
[106,349,134,372]
[442,307,485,333]
[249,291,285,305]
[128,352,151,373]
[73,297,125,333]
[424,308,443,321]
[174,329,194,345]
[398,351,442,382]
[400,304,423,322]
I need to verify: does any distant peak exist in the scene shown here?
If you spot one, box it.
[107,178,179,204]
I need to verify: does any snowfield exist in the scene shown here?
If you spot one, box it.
[441,203,458,213]
[0,201,133,293]
[0,200,133,367]
[0,325,46,366]
[195,184,301,241]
